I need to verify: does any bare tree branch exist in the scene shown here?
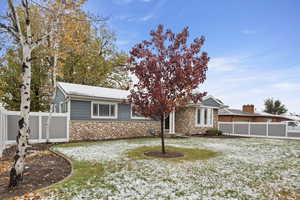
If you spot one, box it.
[0,22,19,40]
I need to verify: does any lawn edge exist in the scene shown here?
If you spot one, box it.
[4,147,74,200]
[32,147,75,197]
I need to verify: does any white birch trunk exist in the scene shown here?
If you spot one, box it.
[6,0,63,187]
[45,55,58,142]
[45,5,62,142]
[9,0,32,186]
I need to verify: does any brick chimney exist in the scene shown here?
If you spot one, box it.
[242,104,255,113]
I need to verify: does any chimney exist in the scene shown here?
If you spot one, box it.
[242,104,254,113]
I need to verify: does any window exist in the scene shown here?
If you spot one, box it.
[131,105,147,119]
[196,107,213,127]
[59,102,68,113]
[92,102,117,118]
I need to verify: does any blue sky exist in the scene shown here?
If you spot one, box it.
[83,0,300,113]
[1,0,299,113]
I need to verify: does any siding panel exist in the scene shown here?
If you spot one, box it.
[70,100,151,121]
[202,98,221,107]
[71,100,91,120]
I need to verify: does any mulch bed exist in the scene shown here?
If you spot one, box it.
[0,143,71,199]
[144,151,184,158]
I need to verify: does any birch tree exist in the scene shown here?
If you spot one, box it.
[44,1,65,142]
[0,0,64,187]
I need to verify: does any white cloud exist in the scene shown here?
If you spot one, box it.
[112,0,134,5]
[125,14,155,22]
[241,29,257,35]
[201,55,300,113]
[272,82,300,90]
[116,39,131,46]
[112,0,153,5]
[140,14,154,21]
[208,57,242,72]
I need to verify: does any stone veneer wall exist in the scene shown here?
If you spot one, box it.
[70,120,160,141]
[175,107,218,135]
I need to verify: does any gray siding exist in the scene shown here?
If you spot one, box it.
[71,100,91,120]
[202,98,221,107]
[70,100,153,121]
[54,87,66,112]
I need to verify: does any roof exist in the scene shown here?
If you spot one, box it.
[219,108,292,119]
[58,82,130,100]
[57,82,225,108]
[281,114,300,121]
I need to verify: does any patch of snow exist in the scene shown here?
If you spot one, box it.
[58,82,130,100]
[46,138,300,200]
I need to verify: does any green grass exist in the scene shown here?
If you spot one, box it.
[126,145,219,162]
[41,149,105,200]
[54,141,103,148]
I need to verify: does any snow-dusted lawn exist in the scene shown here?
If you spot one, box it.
[47,138,300,200]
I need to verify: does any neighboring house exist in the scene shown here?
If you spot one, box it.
[219,104,292,122]
[54,82,224,140]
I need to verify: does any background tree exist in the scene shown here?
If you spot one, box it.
[0,1,131,112]
[127,25,209,154]
[0,48,50,111]
[264,98,288,115]
[58,24,131,89]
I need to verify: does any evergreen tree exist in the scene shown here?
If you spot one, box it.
[264,98,288,115]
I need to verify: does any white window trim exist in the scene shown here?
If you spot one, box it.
[195,107,214,127]
[91,101,118,119]
[59,101,68,113]
[130,104,148,119]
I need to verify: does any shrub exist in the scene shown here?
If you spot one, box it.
[206,128,223,136]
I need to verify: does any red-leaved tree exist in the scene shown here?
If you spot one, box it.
[127,25,209,154]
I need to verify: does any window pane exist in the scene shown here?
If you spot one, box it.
[110,105,115,116]
[207,108,211,125]
[197,109,201,124]
[93,104,98,116]
[62,103,65,113]
[204,108,208,125]
[99,104,110,116]
[65,102,68,112]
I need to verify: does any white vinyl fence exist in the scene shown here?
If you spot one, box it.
[0,107,69,156]
[218,121,300,140]
[0,108,8,157]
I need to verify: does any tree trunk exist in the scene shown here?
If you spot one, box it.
[160,114,166,154]
[45,52,58,143]
[46,11,60,143]
[9,44,32,187]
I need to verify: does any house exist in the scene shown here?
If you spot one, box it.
[219,104,292,122]
[54,82,224,140]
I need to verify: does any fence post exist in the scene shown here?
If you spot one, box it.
[0,109,3,157]
[285,122,288,138]
[266,122,269,136]
[248,122,251,136]
[232,121,235,135]
[38,112,42,142]
[0,108,8,157]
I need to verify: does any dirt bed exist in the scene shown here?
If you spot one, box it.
[0,143,71,199]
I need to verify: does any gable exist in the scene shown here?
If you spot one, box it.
[202,97,222,107]
[54,87,66,104]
